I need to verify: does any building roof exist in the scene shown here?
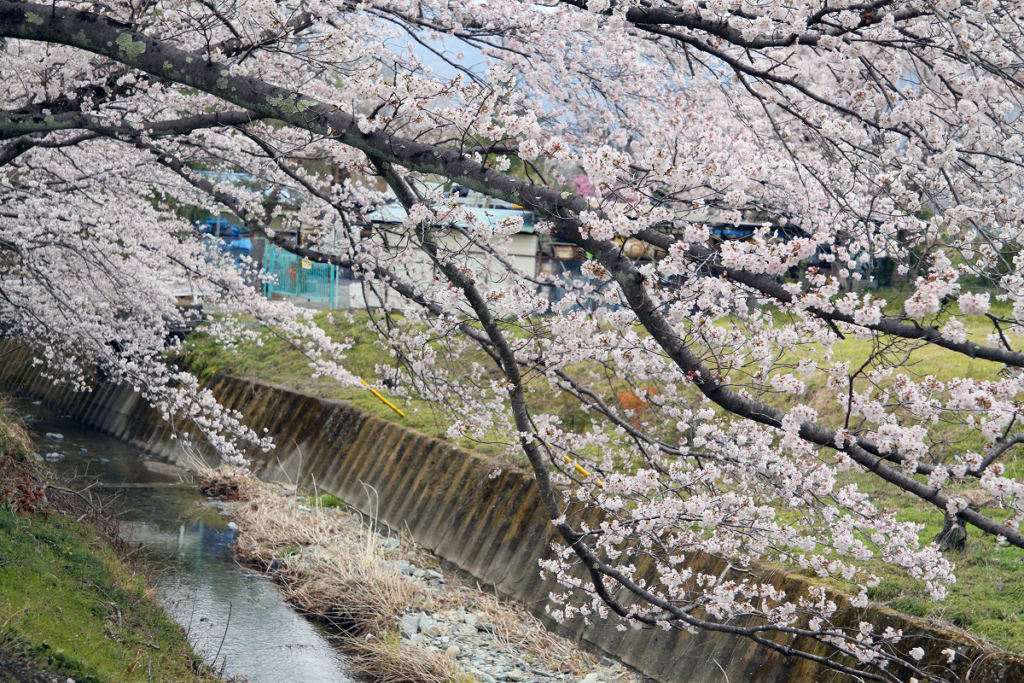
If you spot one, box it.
[367,203,537,234]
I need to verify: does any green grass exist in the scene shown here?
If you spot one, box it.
[184,314,455,441]
[310,493,345,508]
[0,506,216,682]
[834,482,1024,648]
[182,312,527,460]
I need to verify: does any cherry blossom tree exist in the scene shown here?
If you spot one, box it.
[3,0,1024,678]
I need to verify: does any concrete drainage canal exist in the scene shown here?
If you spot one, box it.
[14,395,352,683]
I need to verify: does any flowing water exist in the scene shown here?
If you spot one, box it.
[12,396,351,683]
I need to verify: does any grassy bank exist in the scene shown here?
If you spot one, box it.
[184,313,452,440]
[0,406,217,683]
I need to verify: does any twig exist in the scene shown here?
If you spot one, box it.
[214,601,233,675]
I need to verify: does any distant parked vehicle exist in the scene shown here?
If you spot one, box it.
[197,218,254,267]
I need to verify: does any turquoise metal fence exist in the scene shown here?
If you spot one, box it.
[263,245,337,307]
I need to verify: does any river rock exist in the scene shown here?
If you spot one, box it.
[44,432,63,440]
[418,613,434,632]
[424,623,443,637]
[400,613,420,638]
[44,452,64,461]
[446,644,461,659]
[464,612,478,626]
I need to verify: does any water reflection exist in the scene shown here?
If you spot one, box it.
[14,398,351,683]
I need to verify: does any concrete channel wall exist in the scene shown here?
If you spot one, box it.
[3,347,1023,683]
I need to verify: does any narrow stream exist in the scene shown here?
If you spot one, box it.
[11,396,351,683]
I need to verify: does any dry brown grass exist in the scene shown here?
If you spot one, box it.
[212,472,594,682]
[232,489,415,635]
[194,464,258,501]
[0,403,32,456]
[222,477,469,683]
[344,632,470,683]
[0,399,36,481]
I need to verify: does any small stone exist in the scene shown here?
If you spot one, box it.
[582,675,600,683]
[413,569,426,578]
[418,613,434,631]
[445,644,461,659]
[509,671,526,681]
[424,569,443,580]
[424,624,443,637]
[464,613,478,626]
[399,561,415,576]
[400,614,419,638]
[44,452,64,462]
[381,536,400,549]
[45,432,63,440]
[476,622,495,634]
[480,676,496,683]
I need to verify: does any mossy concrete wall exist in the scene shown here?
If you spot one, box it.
[3,348,1023,682]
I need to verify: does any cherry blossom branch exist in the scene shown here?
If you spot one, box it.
[3,0,1013,549]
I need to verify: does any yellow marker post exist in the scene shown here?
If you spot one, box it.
[360,378,406,417]
[563,454,604,487]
